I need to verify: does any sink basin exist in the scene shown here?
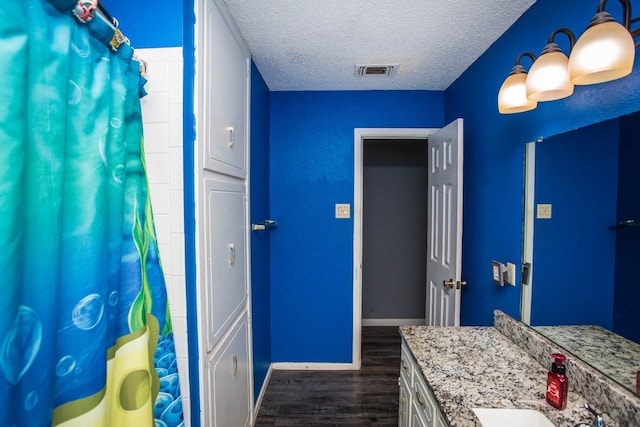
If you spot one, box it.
[472,408,555,427]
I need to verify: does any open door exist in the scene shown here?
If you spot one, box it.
[426,119,464,326]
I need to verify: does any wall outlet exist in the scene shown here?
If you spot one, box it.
[506,262,516,286]
[492,261,505,286]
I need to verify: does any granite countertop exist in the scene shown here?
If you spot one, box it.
[534,325,640,393]
[400,326,616,427]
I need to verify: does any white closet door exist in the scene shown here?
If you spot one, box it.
[203,0,248,178]
[206,314,251,427]
[425,118,463,327]
[203,178,247,351]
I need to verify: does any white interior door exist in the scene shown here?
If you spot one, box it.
[426,119,464,326]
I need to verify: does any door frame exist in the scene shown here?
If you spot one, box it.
[352,128,437,369]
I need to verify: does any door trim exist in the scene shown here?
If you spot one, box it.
[353,128,437,369]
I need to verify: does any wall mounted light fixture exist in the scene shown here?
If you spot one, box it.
[526,28,575,102]
[570,1,639,84]
[498,52,538,113]
[498,0,640,114]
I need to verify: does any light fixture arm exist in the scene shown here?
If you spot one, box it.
[595,0,640,46]
[508,52,536,75]
[516,52,537,65]
[597,0,632,28]
[543,28,576,54]
[632,16,640,41]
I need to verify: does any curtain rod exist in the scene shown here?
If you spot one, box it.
[74,0,118,29]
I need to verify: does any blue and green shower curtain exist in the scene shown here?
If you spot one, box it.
[0,1,183,425]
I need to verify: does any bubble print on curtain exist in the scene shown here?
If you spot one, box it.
[0,1,183,426]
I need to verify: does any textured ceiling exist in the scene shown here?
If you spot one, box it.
[223,0,537,91]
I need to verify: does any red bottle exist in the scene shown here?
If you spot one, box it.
[546,353,568,410]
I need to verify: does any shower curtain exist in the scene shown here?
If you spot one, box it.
[0,1,183,426]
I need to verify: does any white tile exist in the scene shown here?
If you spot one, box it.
[145,153,170,185]
[143,122,169,154]
[148,183,170,214]
[145,60,169,94]
[165,47,183,62]
[135,48,167,62]
[158,244,171,276]
[170,233,186,276]
[176,357,190,398]
[163,273,173,307]
[171,275,187,318]
[172,317,188,360]
[169,147,183,191]
[140,92,169,123]
[181,396,191,427]
[153,213,171,246]
[170,191,184,235]
[168,104,183,147]
[168,61,183,104]
[168,84,182,106]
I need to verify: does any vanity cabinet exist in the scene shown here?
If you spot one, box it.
[399,340,448,427]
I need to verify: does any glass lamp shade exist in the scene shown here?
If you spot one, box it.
[526,51,574,101]
[568,21,635,85]
[498,72,537,114]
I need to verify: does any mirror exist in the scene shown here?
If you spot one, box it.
[521,111,640,395]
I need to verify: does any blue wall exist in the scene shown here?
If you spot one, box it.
[269,91,443,362]
[250,62,272,400]
[532,120,618,327]
[445,0,640,325]
[106,0,182,48]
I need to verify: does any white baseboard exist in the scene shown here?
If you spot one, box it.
[362,318,425,326]
[272,362,357,371]
[252,363,274,424]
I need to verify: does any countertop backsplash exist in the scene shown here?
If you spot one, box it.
[494,310,640,425]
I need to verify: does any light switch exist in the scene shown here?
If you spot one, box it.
[335,203,350,219]
[537,203,552,219]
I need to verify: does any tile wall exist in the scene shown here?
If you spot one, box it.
[137,47,191,426]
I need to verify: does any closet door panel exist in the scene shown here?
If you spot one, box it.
[203,178,247,352]
[203,0,247,178]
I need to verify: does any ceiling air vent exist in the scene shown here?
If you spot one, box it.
[355,64,398,77]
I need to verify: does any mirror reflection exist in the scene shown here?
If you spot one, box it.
[522,110,640,394]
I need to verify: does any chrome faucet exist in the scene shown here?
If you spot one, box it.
[574,403,604,427]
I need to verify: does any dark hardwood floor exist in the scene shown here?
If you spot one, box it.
[254,326,401,426]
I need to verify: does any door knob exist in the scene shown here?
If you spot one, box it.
[444,279,467,289]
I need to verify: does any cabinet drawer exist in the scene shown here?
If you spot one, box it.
[412,360,437,425]
[399,373,411,427]
[400,342,413,386]
[410,398,429,427]
[434,414,448,427]
[400,339,449,427]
